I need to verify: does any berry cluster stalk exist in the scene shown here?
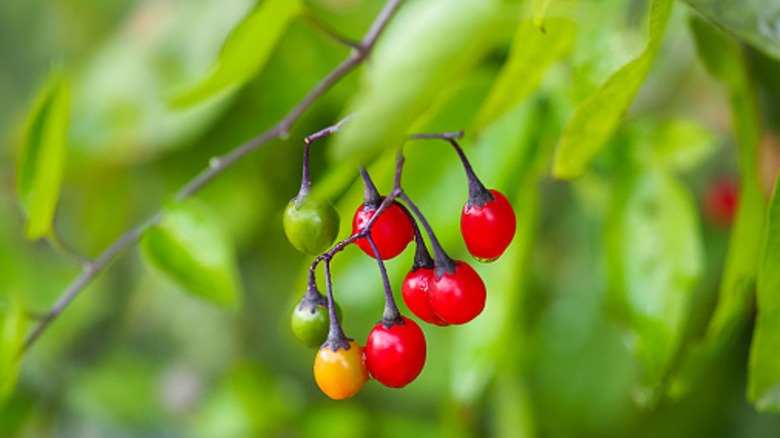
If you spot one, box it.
[21,0,407,355]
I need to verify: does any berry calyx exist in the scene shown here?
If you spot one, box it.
[461,189,516,262]
[429,260,486,325]
[283,195,340,255]
[313,340,369,400]
[365,316,426,388]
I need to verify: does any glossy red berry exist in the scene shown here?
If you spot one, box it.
[429,261,486,325]
[461,189,516,262]
[704,178,739,226]
[365,317,427,388]
[402,267,448,326]
[352,201,414,260]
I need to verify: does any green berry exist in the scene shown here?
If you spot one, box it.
[283,196,340,255]
[291,298,342,348]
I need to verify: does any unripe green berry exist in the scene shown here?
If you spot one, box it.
[291,299,342,348]
[283,196,340,255]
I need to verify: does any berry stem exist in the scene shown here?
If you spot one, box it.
[366,235,402,327]
[399,203,434,271]
[448,139,493,208]
[296,140,313,201]
[398,191,457,277]
[323,258,351,352]
[298,115,353,202]
[302,268,328,309]
[407,131,464,141]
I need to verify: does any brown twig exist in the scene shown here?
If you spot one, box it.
[21,0,406,355]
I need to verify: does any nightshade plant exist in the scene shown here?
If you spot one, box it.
[286,124,515,398]
[6,0,780,435]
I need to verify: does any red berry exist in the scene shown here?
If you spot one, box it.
[365,317,427,388]
[461,189,516,262]
[352,201,414,260]
[704,178,739,226]
[429,261,486,325]
[402,267,448,326]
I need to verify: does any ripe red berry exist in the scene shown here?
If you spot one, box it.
[352,201,414,260]
[461,189,516,262]
[402,267,448,326]
[365,317,427,388]
[703,178,739,226]
[429,261,486,325]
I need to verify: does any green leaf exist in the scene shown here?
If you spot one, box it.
[16,70,71,240]
[552,0,673,179]
[650,119,715,171]
[688,16,742,84]
[749,174,780,411]
[141,201,242,309]
[169,0,301,107]
[0,298,26,407]
[694,17,763,346]
[331,0,499,163]
[606,169,703,404]
[668,17,764,401]
[473,18,575,133]
[684,0,780,60]
[532,0,553,31]
[626,118,716,172]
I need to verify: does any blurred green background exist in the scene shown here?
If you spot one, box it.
[3,0,780,436]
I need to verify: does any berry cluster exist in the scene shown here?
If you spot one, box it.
[284,127,516,400]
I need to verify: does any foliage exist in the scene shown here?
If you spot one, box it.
[2,0,780,436]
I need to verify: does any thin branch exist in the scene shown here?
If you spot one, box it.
[302,11,362,49]
[49,228,91,267]
[22,212,163,354]
[305,115,354,144]
[21,0,406,355]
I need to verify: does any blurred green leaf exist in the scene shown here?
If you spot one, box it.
[749,174,780,411]
[473,18,574,133]
[553,0,673,179]
[141,201,242,309]
[627,118,716,171]
[607,169,703,404]
[689,16,742,83]
[170,0,301,107]
[0,298,26,406]
[650,119,715,171]
[532,0,552,31]
[665,27,753,399]
[693,17,764,348]
[16,70,70,240]
[684,0,780,60]
[331,0,499,163]
[69,0,255,163]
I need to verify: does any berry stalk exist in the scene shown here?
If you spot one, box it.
[323,259,351,351]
